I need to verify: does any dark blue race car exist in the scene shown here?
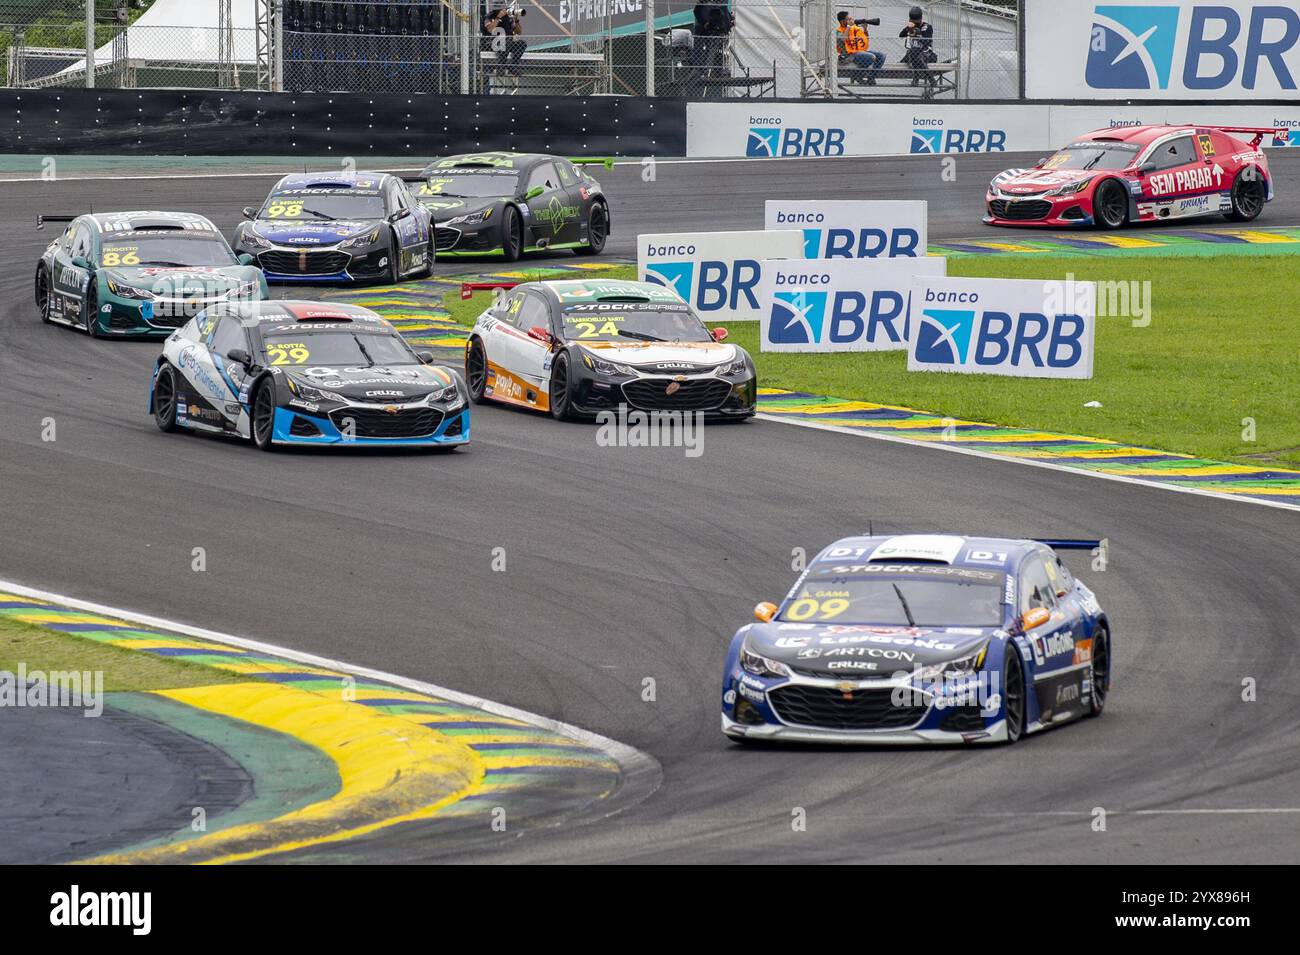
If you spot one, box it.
[722,535,1111,745]
[232,172,434,284]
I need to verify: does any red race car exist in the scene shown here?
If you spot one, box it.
[985,125,1286,230]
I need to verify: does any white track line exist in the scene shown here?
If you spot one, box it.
[0,576,663,813]
[758,413,1300,514]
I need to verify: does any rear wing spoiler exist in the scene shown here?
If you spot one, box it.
[460,280,520,300]
[1034,539,1102,551]
[568,157,615,170]
[1212,126,1290,148]
[36,214,77,229]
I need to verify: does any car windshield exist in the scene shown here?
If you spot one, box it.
[258,191,385,221]
[779,566,1005,627]
[415,171,522,198]
[1043,142,1139,172]
[559,302,712,344]
[100,233,237,268]
[260,329,414,367]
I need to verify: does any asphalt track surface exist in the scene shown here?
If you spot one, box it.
[3,152,1300,863]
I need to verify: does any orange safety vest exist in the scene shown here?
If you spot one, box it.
[840,24,870,54]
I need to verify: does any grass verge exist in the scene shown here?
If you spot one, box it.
[442,256,1300,467]
[0,617,243,692]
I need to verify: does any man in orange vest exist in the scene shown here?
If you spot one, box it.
[837,11,884,85]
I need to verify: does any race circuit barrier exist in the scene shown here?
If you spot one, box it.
[764,199,928,259]
[907,275,1097,380]
[759,257,948,353]
[1024,0,1300,102]
[687,101,1300,158]
[637,229,803,322]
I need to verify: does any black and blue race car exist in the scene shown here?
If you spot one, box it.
[232,172,433,284]
[150,300,469,450]
[722,535,1111,745]
[411,152,611,260]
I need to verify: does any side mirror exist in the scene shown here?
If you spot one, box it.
[227,348,252,368]
[70,255,91,270]
[1135,160,1157,175]
[241,206,257,220]
[523,185,545,200]
[1034,157,1047,168]
[416,350,435,364]
[237,253,256,266]
[389,207,411,222]
[711,326,729,342]
[1020,607,1051,631]
[527,325,552,345]
[754,601,778,623]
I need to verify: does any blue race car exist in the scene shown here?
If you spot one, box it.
[150,300,469,451]
[232,172,434,284]
[721,535,1111,745]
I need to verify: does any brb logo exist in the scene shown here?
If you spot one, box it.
[769,283,908,348]
[911,120,1007,154]
[645,259,762,313]
[1087,4,1300,91]
[913,291,1088,371]
[747,119,846,157]
[770,212,921,258]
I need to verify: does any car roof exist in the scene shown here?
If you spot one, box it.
[271,172,391,192]
[222,300,389,328]
[810,535,1049,573]
[423,151,546,171]
[1073,124,1201,146]
[84,211,221,234]
[533,278,687,305]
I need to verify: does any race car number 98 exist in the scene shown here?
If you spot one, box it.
[265,202,304,218]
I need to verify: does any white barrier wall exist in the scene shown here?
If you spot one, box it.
[687,103,1300,158]
[637,230,804,322]
[1025,0,1300,101]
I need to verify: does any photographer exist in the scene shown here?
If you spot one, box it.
[483,5,527,77]
[899,5,936,87]
[836,10,884,86]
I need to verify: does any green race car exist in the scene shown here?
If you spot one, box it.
[35,211,268,338]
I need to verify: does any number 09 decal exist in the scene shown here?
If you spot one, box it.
[782,597,849,621]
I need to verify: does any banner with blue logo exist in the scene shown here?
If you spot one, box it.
[763,200,928,260]
[637,230,804,322]
[907,276,1096,379]
[759,258,948,353]
[1025,0,1300,100]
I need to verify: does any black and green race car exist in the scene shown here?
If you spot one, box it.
[34,211,267,338]
[411,152,611,261]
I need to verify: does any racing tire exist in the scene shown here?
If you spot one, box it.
[385,235,401,284]
[501,206,523,262]
[548,351,577,421]
[251,379,278,452]
[35,265,52,324]
[1086,625,1111,718]
[1093,179,1129,230]
[1225,170,1266,223]
[1002,645,1026,744]
[152,363,181,434]
[84,284,101,338]
[579,202,608,255]
[466,337,490,405]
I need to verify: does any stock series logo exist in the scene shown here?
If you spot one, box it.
[1086,5,1181,90]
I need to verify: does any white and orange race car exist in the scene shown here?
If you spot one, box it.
[462,278,756,421]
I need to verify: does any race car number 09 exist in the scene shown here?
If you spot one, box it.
[783,597,849,621]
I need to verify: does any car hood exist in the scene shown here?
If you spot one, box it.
[103,265,260,294]
[289,364,456,402]
[419,196,501,221]
[994,167,1100,195]
[744,622,997,675]
[248,220,380,245]
[576,340,738,370]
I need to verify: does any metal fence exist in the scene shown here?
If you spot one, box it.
[4,0,1020,99]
